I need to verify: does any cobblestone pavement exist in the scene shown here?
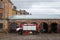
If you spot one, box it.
[0,33,60,40]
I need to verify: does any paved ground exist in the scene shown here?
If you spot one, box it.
[0,33,60,40]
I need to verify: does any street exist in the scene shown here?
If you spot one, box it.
[0,33,60,40]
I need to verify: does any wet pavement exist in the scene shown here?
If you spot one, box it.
[0,33,60,40]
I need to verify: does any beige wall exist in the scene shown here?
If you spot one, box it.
[0,0,13,32]
[8,3,13,17]
[12,9,17,15]
[3,0,13,18]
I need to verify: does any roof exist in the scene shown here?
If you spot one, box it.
[8,14,60,20]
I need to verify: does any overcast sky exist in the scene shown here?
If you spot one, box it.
[11,0,60,15]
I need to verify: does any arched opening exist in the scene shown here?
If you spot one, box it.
[9,22,18,33]
[0,23,3,29]
[40,22,48,33]
[51,23,58,33]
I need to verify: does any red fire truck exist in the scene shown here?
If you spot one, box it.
[16,24,40,35]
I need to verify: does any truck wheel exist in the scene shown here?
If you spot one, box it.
[18,30,23,35]
[32,31,37,35]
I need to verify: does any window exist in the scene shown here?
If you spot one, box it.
[1,0,3,1]
[0,13,2,19]
[0,23,3,29]
[0,3,4,8]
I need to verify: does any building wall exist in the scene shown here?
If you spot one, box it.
[9,19,60,33]
[8,1,13,17]
[12,9,17,15]
[0,0,13,19]
[12,6,17,15]
[0,0,60,33]
[0,0,13,32]
[16,11,20,15]
[0,9,4,19]
[16,10,29,15]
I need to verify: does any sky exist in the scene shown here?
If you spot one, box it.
[11,0,60,15]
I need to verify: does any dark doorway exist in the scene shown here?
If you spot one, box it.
[51,23,58,33]
[0,23,3,29]
[40,22,48,33]
[9,22,18,33]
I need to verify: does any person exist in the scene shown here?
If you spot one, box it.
[16,25,23,35]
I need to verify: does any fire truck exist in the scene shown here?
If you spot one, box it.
[16,24,40,35]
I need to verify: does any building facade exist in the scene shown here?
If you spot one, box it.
[0,0,31,32]
[8,15,60,33]
[12,6,17,15]
[9,19,60,33]
[0,0,60,33]
[0,0,13,32]
[16,10,30,15]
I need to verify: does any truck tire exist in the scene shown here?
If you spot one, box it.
[18,30,23,35]
[32,31,37,35]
